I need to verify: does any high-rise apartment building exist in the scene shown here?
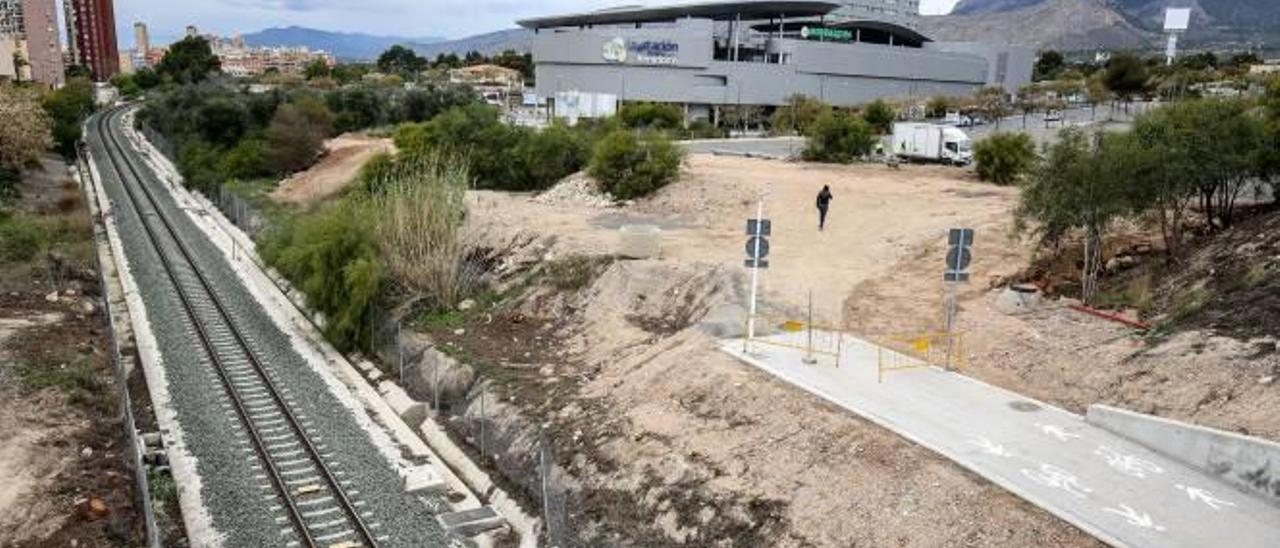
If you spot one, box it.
[133,21,148,55]
[66,0,119,80]
[0,0,65,87]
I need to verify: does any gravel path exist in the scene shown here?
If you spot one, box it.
[87,109,459,548]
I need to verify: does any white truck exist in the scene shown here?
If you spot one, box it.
[892,122,973,166]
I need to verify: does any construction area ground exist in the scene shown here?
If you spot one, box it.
[0,156,149,547]
[272,148,1280,545]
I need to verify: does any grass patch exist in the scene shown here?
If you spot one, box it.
[1096,270,1155,316]
[543,254,615,291]
[13,356,112,415]
[417,309,464,330]
[1241,262,1271,289]
[0,208,93,266]
[1170,284,1211,322]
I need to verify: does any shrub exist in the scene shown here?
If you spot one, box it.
[862,99,896,135]
[589,130,683,200]
[801,111,876,163]
[927,96,951,118]
[260,200,382,351]
[42,78,93,157]
[218,137,271,179]
[0,213,44,262]
[973,132,1036,185]
[394,103,519,189]
[770,94,830,135]
[267,103,328,174]
[512,123,590,191]
[619,102,684,130]
[0,84,52,172]
[360,153,471,309]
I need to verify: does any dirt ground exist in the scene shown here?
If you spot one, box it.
[0,160,142,547]
[270,133,394,205]
[451,156,1108,545]
[450,153,1278,545]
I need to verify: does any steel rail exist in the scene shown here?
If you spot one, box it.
[94,106,378,548]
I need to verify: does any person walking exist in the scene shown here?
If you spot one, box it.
[816,185,833,231]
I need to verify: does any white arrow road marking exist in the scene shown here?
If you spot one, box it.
[1034,422,1082,442]
[1021,463,1092,498]
[1175,484,1238,511]
[1102,504,1167,531]
[967,437,1014,457]
[1094,445,1164,478]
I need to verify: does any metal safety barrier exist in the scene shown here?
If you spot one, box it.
[875,331,965,383]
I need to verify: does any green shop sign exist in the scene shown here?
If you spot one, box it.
[800,26,853,41]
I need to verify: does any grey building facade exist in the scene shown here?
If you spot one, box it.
[519,1,1032,120]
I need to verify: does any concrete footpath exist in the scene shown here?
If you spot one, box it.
[722,332,1280,548]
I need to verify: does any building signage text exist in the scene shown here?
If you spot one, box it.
[602,37,680,65]
[800,26,853,42]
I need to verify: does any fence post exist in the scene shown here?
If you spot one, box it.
[479,390,487,462]
[539,432,551,543]
[803,289,816,365]
[432,361,441,414]
[397,321,403,384]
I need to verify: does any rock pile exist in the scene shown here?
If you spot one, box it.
[533,171,613,208]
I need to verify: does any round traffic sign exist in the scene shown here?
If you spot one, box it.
[746,237,770,259]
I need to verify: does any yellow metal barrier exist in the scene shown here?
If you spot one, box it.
[876,331,965,383]
[742,313,844,368]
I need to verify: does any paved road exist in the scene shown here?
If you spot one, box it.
[723,332,1280,548]
[680,136,805,159]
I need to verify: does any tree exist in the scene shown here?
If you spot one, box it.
[303,59,332,80]
[1103,54,1148,106]
[770,94,830,135]
[196,97,249,147]
[1016,128,1132,303]
[463,50,485,66]
[801,111,876,163]
[973,86,1011,129]
[0,84,53,172]
[432,53,461,70]
[926,96,951,119]
[156,36,221,84]
[111,74,142,98]
[490,49,533,79]
[376,45,427,76]
[267,103,328,173]
[1016,84,1041,129]
[1034,50,1065,81]
[973,132,1035,185]
[133,67,161,90]
[42,78,94,157]
[861,99,895,135]
[1086,75,1112,120]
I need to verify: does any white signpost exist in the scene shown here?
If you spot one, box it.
[743,194,770,351]
[944,228,973,370]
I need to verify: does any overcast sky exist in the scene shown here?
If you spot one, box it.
[92,0,962,47]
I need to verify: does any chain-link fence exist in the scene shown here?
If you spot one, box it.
[366,302,585,546]
[215,186,266,238]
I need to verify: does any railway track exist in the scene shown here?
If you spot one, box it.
[95,106,382,548]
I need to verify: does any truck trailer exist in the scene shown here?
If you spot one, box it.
[892,122,973,165]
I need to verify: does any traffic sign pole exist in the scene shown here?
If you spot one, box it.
[745,196,764,352]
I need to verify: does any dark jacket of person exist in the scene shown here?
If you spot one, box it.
[816,188,833,209]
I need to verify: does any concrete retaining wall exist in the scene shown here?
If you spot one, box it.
[1086,404,1280,505]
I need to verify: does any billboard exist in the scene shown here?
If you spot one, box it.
[1164,8,1191,31]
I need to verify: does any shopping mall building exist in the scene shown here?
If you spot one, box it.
[517,0,1033,120]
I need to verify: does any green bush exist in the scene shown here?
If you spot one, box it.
[801,111,876,163]
[259,201,382,351]
[589,130,683,200]
[512,123,590,191]
[973,132,1037,185]
[394,103,520,189]
[770,94,830,135]
[683,120,724,139]
[862,99,896,135]
[0,212,44,262]
[619,102,684,130]
[42,78,94,157]
[218,137,271,179]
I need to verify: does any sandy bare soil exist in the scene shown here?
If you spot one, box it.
[471,155,1021,324]
[270,133,394,205]
[457,155,1108,545]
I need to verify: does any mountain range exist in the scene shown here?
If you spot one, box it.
[241,26,444,61]
[930,0,1279,50]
